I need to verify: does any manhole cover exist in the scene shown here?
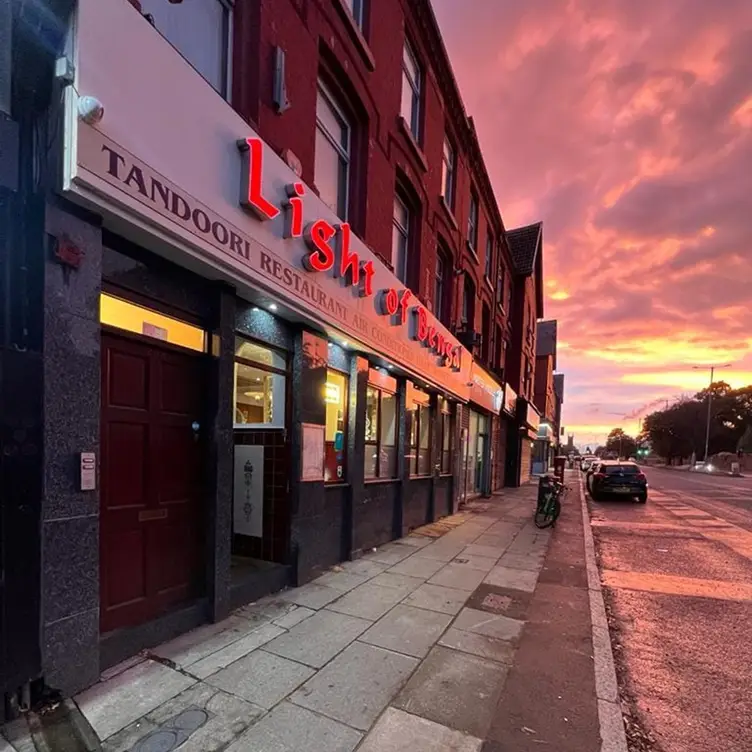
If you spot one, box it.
[133,730,180,752]
[482,593,512,613]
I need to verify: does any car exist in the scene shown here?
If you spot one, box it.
[580,455,597,472]
[586,461,601,493]
[590,461,648,502]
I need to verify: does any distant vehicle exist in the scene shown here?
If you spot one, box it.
[586,461,601,493]
[589,461,648,503]
[580,456,597,471]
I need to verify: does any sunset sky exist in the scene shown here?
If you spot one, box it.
[433,0,752,449]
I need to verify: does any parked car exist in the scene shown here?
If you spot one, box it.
[586,461,601,493]
[590,461,648,502]
[580,456,597,471]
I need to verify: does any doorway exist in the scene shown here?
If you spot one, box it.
[99,332,206,633]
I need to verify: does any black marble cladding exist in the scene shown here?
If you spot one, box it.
[353,481,399,555]
[403,477,432,533]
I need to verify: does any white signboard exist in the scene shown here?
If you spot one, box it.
[301,423,325,482]
[233,446,264,537]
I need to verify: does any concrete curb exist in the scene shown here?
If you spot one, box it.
[577,474,629,752]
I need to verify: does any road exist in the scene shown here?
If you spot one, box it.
[586,466,752,752]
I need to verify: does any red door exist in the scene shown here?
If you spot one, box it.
[100,332,205,633]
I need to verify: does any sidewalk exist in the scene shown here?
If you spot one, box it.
[3,473,622,751]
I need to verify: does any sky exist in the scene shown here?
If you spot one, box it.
[433,0,752,449]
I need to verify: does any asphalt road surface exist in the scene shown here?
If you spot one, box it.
[587,466,752,752]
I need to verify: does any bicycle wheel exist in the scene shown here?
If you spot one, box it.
[534,496,558,528]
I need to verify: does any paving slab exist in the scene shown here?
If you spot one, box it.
[227,701,362,752]
[418,540,467,562]
[358,707,482,752]
[438,627,516,665]
[403,583,470,615]
[473,534,514,549]
[359,604,453,658]
[272,605,315,630]
[397,536,433,549]
[205,650,314,709]
[363,543,415,566]
[497,552,545,572]
[388,555,446,579]
[340,559,390,577]
[462,543,506,559]
[152,615,260,668]
[263,609,370,667]
[394,645,508,739]
[75,659,196,741]
[326,582,406,620]
[452,607,524,641]
[189,623,286,679]
[290,641,418,731]
[311,570,370,592]
[370,571,427,593]
[428,563,487,591]
[451,553,498,572]
[484,565,539,592]
[102,682,264,752]
[279,583,343,609]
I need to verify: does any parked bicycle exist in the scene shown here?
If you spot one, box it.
[534,475,568,528]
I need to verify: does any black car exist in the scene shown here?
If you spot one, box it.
[590,461,648,503]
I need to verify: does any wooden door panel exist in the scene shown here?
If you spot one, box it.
[103,528,147,613]
[104,421,148,510]
[108,350,150,410]
[101,332,205,633]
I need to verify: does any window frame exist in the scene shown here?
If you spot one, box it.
[485,233,494,281]
[233,335,289,429]
[315,80,353,221]
[392,193,410,284]
[408,387,432,477]
[481,303,491,364]
[468,192,479,251]
[434,249,447,324]
[401,39,422,141]
[324,367,349,483]
[345,0,365,28]
[141,0,234,100]
[364,383,398,479]
[462,275,475,329]
[440,399,453,474]
[441,137,455,209]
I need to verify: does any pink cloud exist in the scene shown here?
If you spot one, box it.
[433,0,752,444]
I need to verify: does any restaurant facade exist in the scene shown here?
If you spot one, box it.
[0,0,543,706]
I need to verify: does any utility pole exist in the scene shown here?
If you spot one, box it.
[693,364,732,462]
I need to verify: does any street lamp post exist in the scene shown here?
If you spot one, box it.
[693,364,732,463]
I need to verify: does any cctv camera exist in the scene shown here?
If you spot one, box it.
[78,96,104,125]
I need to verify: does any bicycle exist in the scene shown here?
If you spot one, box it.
[534,475,567,528]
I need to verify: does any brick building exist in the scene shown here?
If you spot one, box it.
[1,0,529,704]
[504,222,545,484]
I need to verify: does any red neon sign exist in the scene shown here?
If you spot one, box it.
[238,137,460,370]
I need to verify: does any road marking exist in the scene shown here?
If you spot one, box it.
[601,569,752,602]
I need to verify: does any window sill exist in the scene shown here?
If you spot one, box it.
[325,481,350,489]
[398,117,428,173]
[440,196,458,230]
[409,474,432,480]
[364,477,399,485]
[331,0,376,71]
[466,240,479,263]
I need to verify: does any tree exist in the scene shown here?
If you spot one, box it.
[606,428,638,459]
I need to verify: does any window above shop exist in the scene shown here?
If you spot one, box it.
[392,194,410,284]
[233,336,287,428]
[140,0,233,99]
[401,40,422,142]
[441,137,455,210]
[343,0,365,30]
[315,82,352,220]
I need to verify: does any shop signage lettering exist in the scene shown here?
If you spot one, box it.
[238,137,461,371]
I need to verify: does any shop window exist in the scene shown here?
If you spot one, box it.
[401,39,422,141]
[316,82,352,220]
[100,293,207,352]
[392,194,410,284]
[364,384,397,479]
[324,369,348,482]
[408,385,431,476]
[468,192,479,251]
[441,137,455,209]
[141,0,232,98]
[233,337,287,428]
[440,399,453,474]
